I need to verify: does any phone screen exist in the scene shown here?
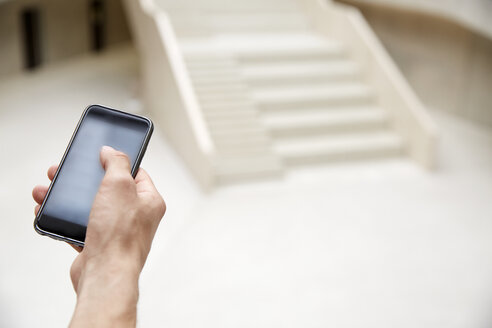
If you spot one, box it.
[36,105,152,244]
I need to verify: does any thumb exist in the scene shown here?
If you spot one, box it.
[100,146,132,174]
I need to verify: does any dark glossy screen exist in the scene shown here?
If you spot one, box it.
[37,106,150,243]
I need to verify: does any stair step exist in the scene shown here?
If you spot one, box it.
[200,100,256,111]
[203,110,258,120]
[197,91,249,103]
[185,57,236,65]
[210,125,267,138]
[193,83,248,94]
[213,134,271,147]
[186,61,236,69]
[263,107,389,137]
[207,14,309,30]
[207,116,260,128]
[241,60,359,86]
[275,132,404,165]
[191,75,242,86]
[215,144,273,156]
[163,1,301,13]
[188,69,238,79]
[236,43,346,63]
[172,13,309,31]
[180,34,343,59]
[214,156,283,185]
[253,83,374,110]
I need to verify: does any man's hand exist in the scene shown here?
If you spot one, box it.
[32,146,166,327]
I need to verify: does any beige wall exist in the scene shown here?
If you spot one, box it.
[0,0,131,77]
[341,0,492,39]
[0,1,23,76]
[337,0,492,128]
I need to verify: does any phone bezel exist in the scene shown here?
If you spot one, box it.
[33,104,154,247]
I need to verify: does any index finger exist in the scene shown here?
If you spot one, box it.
[100,146,132,175]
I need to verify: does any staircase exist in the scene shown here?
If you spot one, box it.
[239,38,403,166]
[184,53,283,184]
[124,0,436,187]
[178,25,405,183]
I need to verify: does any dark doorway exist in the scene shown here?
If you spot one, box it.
[90,0,106,52]
[21,7,42,70]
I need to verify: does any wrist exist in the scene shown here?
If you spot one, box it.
[78,254,141,295]
[71,257,140,327]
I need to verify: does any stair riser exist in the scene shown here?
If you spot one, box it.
[193,86,248,95]
[244,73,358,87]
[281,147,404,166]
[188,71,238,80]
[237,52,346,64]
[268,120,388,138]
[185,60,236,67]
[203,111,258,119]
[208,23,309,31]
[200,102,256,111]
[257,95,374,111]
[177,26,310,37]
[198,93,249,103]
[177,24,309,35]
[206,117,259,127]
[214,147,272,156]
[165,0,300,10]
[190,72,358,88]
[213,138,271,149]
[210,130,267,139]
[191,76,241,86]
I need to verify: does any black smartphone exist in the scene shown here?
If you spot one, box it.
[34,104,153,246]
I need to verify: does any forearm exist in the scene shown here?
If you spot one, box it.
[33,150,165,327]
[70,258,140,328]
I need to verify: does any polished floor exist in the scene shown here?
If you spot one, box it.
[0,44,491,327]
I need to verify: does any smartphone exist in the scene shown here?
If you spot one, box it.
[34,104,153,246]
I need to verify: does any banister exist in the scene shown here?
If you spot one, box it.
[300,0,438,168]
[153,11,215,155]
[123,0,216,188]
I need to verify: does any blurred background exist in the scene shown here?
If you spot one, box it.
[0,0,491,327]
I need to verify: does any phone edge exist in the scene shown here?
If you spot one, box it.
[33,104,154,247]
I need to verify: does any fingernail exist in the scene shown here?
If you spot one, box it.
[101,145,114,153]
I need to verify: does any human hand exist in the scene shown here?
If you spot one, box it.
[32,146,166,327]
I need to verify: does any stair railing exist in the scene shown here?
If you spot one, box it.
[123,0,215,188]
[300,0,438,168]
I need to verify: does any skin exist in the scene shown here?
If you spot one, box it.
[32,146,166,327]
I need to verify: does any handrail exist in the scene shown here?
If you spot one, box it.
[347,6,436,132]
[346,6,438,167]
[300,0,438,168]
[123,0,216,188]
[139,0,215,155]
[153,11,215,154]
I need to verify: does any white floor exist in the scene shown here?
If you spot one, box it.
[0,44,492,328]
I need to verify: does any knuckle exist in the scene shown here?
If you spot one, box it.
[114,151,130,162]
[105,173,133,187]
[157,198,166,217]
[140,195,165,219]
[69,263,76,280]
[70,257,81,280]
[149,196,166,219]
